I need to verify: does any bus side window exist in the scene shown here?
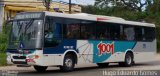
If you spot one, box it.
[123,26,135,41]
[110,24,120,40]
[80,24,95,39]
[142,28,146,41]
[96,22,109,40]
[143,27,155,41]
[44,17,63,47]
[135,27,143,41]
[44,18,55,47]
[66,24,80,39]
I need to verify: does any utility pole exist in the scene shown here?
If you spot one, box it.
[69,0,71,14]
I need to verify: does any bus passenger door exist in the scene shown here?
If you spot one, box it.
[43,17,63,65]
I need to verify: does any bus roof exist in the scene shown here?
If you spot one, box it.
[44,11,155,27]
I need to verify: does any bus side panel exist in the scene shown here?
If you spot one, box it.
[42,39,78,66]
[133,39,157,63]
[77,40,136,64]
[76,40,94,64]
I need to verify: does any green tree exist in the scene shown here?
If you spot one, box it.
[82,5,144,21]
[95,0,152,12]
[145,0,160,52]
[0,22,7,52]
[0,21,12,52]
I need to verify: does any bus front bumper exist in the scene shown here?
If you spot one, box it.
[7,54,37,66]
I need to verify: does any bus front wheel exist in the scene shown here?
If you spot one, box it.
[60,54,75,72]
[34,66,48,72]
[119,53,133,67]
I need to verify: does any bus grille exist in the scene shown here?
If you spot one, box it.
[12,61,27,64]
[13,56,26,59]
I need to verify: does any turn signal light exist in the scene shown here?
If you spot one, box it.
[34,55,39,59]
[28,55,40,59]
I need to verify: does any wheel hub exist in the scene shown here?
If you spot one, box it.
[65,58,72,67]
[126,56,132,65]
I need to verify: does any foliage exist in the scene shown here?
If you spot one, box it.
[0,21,11,53]
[0,53,7,66]
[0,21,12,66]
[0,33,7,53]
[94,0,153,12]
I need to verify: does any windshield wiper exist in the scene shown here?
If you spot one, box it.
[17,20,23,35]
[24,19,34,34]
[16,19,34,40]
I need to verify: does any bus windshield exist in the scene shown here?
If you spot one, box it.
[8,19,43,50]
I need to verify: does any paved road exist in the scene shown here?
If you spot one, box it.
[0,55,160,76]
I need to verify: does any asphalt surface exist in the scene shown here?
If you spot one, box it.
[0,55,160,76]
[18,62,160,76]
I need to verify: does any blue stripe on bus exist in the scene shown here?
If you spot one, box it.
[7,50,35,54]
[43,39,77,54]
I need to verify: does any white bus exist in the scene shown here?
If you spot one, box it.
[6,11,156,72]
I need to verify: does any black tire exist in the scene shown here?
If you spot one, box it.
[97,63,109,68]
[60,54,75,72]
[119,53,133,67]
[34,66,48,72]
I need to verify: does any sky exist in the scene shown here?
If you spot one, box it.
[52,0,95,5]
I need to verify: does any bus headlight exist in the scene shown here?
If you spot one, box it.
[34,55,39,59]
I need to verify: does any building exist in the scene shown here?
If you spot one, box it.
[0,0,4,32]
[0,0,81,31]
